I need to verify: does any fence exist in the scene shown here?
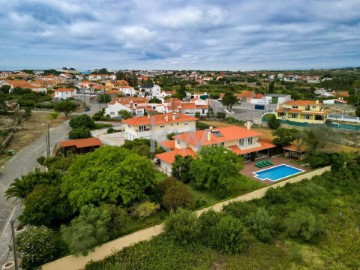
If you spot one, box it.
[42,166,331,270]
[263,119,360,131]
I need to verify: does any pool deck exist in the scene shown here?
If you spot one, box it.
[241,156,308,184]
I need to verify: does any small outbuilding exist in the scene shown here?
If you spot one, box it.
[283,144,306,160]
[60,137,102,156]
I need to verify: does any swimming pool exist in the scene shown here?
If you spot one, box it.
[254,164,304,181]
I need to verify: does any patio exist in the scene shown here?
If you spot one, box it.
[241,155,309,184]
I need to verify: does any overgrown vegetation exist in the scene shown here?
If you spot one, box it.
[86,152,360,270]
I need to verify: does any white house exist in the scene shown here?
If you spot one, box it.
[139,84,162,98]
[123,112,197,142]
[54,88,77,99]
[105,97,147,118]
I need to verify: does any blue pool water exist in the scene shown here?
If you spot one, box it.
[254,164,303,181]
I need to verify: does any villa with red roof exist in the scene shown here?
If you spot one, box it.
[105,97,147,118]
[155,125,275,174]
[54,88,77,99]
[123,112,197,141]
[276,100,328,124]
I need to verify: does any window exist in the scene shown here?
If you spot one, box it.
[139,125,148,132]
[312,105,317,108]
[160,125,165,128]
[304,115,310,119]
[184,122,188,126]
[291,113,297,118]
[292,106,298,109]
[110,112,115,115]
[248,137,253,145]
[176,139,180,145]
[171,123,173,126]
[220,142,224,147]
[239,139,245,146]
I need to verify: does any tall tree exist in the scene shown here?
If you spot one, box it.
[176,84,187,100]
[54,100,77,117]
[272,128,300,147]
[268,81,275,93]
[221,91,238,111]
[61,146,157,211]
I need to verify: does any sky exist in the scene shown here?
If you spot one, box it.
[1,0,360,71]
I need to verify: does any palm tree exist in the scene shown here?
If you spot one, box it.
[5,177,34,202]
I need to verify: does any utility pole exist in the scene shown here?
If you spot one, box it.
[10,220,19,270]
[47,124,50,157]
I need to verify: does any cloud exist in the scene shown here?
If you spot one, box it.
[0,0,360,70]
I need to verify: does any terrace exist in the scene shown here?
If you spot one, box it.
[240,156,308,184]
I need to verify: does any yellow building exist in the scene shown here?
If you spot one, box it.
[276,100,328,124]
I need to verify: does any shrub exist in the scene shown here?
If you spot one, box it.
[162,181,194,211]
[17,226,67,270]
[223,201,257,220]
[286,208,324,243]
[246,207,276,243]
[195,196,208,208]
[107,127,114,134]
[212,215,247,254]
[167,132,176,140]
[196,122,210,130]
[69,114,95,129]
[164,208,199,245]
[61,205,112,255]
[267,114,281,129]
[197,210,222,247]
[68,127,92,139]
[264,187,290,204]
[131,201,160,219]
[216,112,226,119]
[36,156,46,165]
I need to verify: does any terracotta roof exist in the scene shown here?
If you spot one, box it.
[228,139,275,155]
[180,103,196,109]
[174,126,262,146]
[60,138,102,149]
[109,97,147,105]
[123,113,197,126]
[283,144,305,152]
[283,100,319,106]
[106,90,120,94]
[159,140,176,150]
[155,148,195,165]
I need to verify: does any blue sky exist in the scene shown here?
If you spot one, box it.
[1,0,360,71]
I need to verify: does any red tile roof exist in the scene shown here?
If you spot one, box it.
[155,148,195,164]
[228,139,275,155]
[283,100,319,106]
[174,126,262,146]
[283,144,306,152]
[60,138,103,149]
[55,88,76,93]
[159,140,176,150]
[123,113,197,126]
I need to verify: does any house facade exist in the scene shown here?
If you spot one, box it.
[139,84,161,98]
[275,100,328,124]
[155,125,275,174]
[123,113,197,142]
[105,97,147,118]
[54,88,77,99]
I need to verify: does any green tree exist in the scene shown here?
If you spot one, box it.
[69,114,96,129]
[190,146,243,196]
[19,184,72,228]
[176,85,187,100]
[54,100,77,117]
[61,205,112,255]
[213,215,247,254]
[246,207,276,243]
[118,110,132,119]
[68,127,92,139]
[164,208,199,245]
[272,128,300,147]
[131,201,160,219]
[61,146,157,211]
[268,81,275,93]
[195,111,200,118]
[97,94,111,103]
[149,97,162,104]
[197,210,222,247]
[17,226,67,270]
[267,114,281,129]
[356,106,360,117]
[172,155,194,183]
[301,126,338,153]
[5,170,61,202]
[162,180,194,211]
[221,91,238,111]
[286,208,324,243]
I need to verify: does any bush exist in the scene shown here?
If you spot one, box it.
[162,181,194,211]
[36,156,46,165]
[164,208,199,245]
[212,215,247,254]
[246,207,276,243]
[197,210,222,247]
[17,226,67,270]
[69,114,95,129]
[167,132,176,140]
[286,208,324,243]
[68,127,92,139]
[216,112,226,119]
[61,205,112,255]
[131,201,160,219]
[196,121,210,130]
[267,114,281,129]
[223,201,257,219]
[107,127,115,134]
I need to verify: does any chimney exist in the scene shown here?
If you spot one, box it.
[246,121,251,130]
[209,126,213,130]
[207,131,211,142]
[165,115,168,121]
[172,113,176,120]
[316,100,319,104]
